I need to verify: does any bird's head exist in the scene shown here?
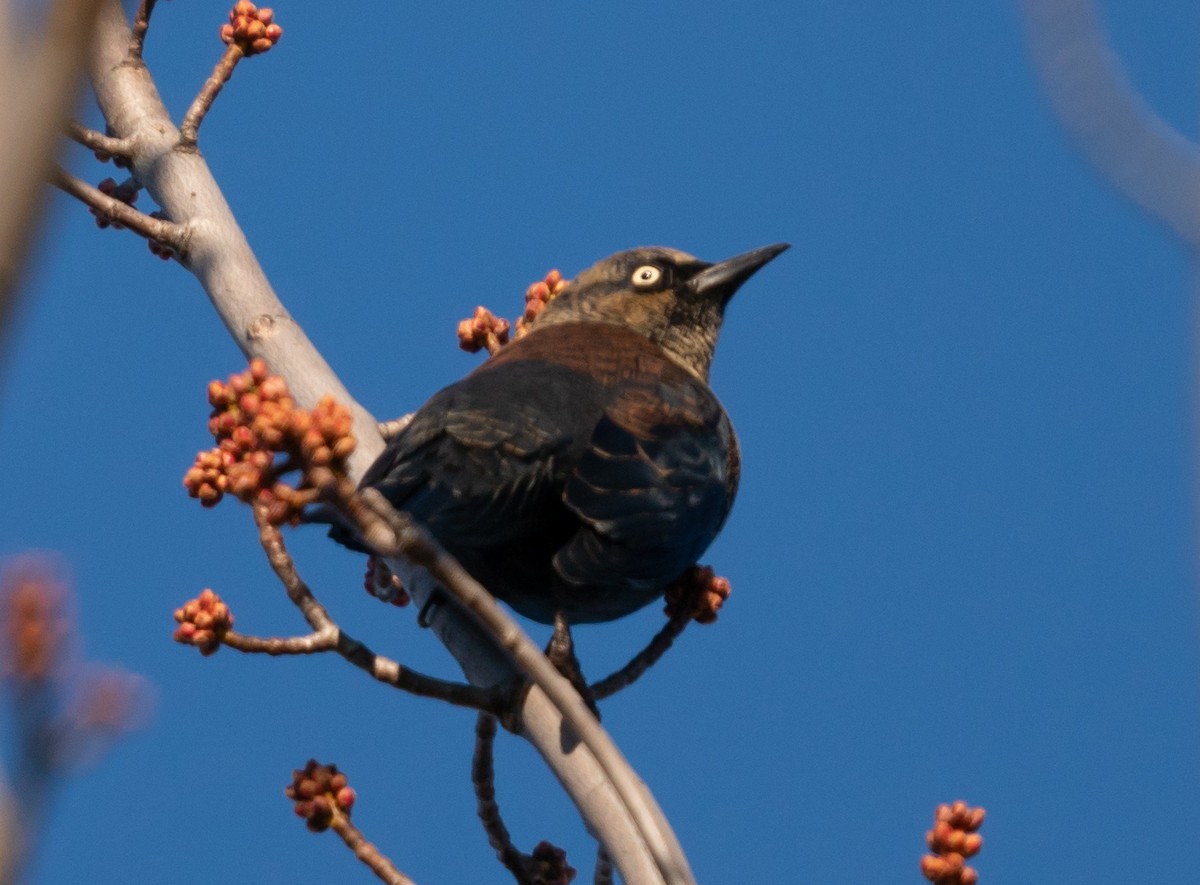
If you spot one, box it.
[535,243,790,380]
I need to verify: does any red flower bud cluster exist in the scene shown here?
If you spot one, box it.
[516,269,567,338]
[286,759,357,832]
[528,840,576,885]
[0,558,70,683]
[92,177,139,229]
[663,564,731,624]
[921,801,985,885]
[364,557,411,607]
[182,359,356,526]
[457,306,511,355]
[220,1,282,55]
[173,588,233,656]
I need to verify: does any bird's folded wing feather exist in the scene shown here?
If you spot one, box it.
[361,359,603,548]
[555,379,738,591]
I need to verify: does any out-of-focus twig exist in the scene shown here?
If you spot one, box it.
[0,0,106,369]
[1018,0,1200,248]
[0,555,148,884]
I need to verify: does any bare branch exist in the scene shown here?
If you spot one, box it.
[65,121,133,160]
[249,506,502,714]
[223,628,337,655]
[88,3,691,880]
[329,811,419,885]
[1018,0,1200,247]
[129,0,157,59]
[51,166,185,251]
[89,0,381,476]
[473,713,533,884]
[180,44,244,146]
[590,609,691,701]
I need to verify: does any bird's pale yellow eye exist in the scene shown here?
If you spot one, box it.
[631,265,663,288]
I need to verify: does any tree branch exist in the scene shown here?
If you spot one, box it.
[180,44,244,146]
[1018,0,1200,247]
[0,0,106,365]
[86,3,693,881]
[51,166,185,250]
[329,810,418,885]
[65,121,133,161]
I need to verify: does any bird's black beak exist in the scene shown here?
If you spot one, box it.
[688,242,790,303]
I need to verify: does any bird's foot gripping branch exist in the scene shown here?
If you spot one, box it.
[174,358,728,884]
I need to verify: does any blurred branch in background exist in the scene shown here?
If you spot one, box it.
[1018,0,1200,247]
[0,0,104,371]
[1018,0,1200,588]
[0,555,149,885]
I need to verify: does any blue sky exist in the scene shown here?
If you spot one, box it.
[3,1,1199,882]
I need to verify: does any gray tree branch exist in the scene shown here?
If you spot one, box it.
[82,1,692,882]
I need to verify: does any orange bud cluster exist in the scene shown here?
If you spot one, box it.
[663,564,731,624]
[173,588,234,656]
[0,558,70,683]
[220,1,282,54]
[286,759,357,832]
[364,557,411,607]
[92,177,139,229]
[921,801,985,885]
[516,269,567,338]
[457,306,511,355]
[69,667,147,734]
[182,359,356,526]
[528,840,576,885]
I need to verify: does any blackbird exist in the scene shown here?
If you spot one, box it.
[348,243,788,624]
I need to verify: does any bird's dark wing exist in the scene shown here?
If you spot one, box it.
[362,357,606,552]
[554,375,738,605]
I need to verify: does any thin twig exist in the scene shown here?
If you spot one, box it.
[51,166,186,253]
[329,809,418,885]
[223,628,336,655]
[129,0,157,59]
[250,506,502,714]
[66,121,133,160]
[590,610,691,701]
[473,713,533,884]
[179,44,244,146]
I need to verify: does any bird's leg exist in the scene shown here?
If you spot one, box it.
[546,611,601,721]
